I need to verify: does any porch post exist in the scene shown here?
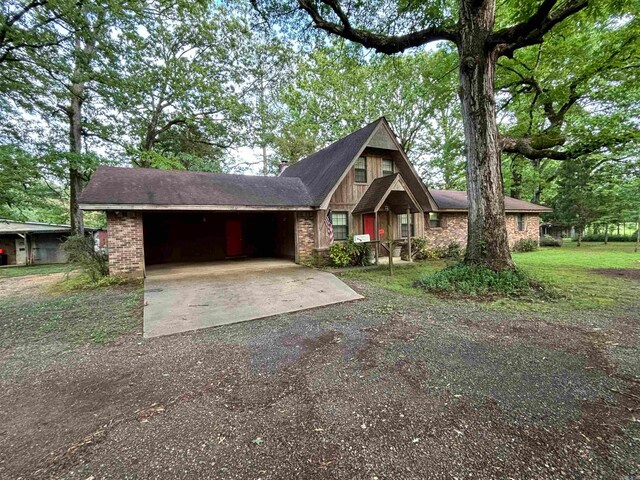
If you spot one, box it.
[374,211,379,265]
[406,205,412,263]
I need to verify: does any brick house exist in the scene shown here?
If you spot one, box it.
[79,118,551,277]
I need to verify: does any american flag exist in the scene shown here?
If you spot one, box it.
[324,211,334,245]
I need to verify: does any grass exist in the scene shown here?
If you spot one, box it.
[0,280,143,348]
[340,242,640,312]
[0,263,73,278]
[511,242,640,311]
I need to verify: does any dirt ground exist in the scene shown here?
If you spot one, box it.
[0,272,639,479]
[592,268,640,281]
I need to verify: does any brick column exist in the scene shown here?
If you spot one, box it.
[296,212,315,263]
[106,211,145,277]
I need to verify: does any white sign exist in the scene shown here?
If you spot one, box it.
[353,234,371,243]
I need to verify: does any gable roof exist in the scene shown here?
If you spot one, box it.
[280,118,383,206]
[352,174,398,214]
[352,173,421,214]
[430,189,553,213]
[79,166,313,210]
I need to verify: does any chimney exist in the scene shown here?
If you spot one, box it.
[278,160,289,174]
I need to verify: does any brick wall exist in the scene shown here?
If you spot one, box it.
[507,213,540,246]
[296,212,315,263]
[107,211,145,277]
[425,213,540,249]
[425,213,468,248]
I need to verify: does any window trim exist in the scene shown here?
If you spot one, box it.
[331,211,349,241]
[382,159,394,176]
[517,213,525,231]
[354,156,367,183]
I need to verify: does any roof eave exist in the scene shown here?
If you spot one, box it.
[79,203,315,211]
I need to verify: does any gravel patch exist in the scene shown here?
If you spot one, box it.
[0,275,638,479]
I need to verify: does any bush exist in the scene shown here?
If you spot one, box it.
[401,237,430,261]
[441,241,464,259]
[329,239,371,267]
[52,273,129,292]
[415,264,543,297]
[540,235,562,247]
[512,238,538,252]
[577,233,636,242]
[61,235,108,282]
[401,239,464,261]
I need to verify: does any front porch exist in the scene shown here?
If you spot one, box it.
[351,173,424,264]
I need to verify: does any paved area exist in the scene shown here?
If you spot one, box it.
[143,259,363,338]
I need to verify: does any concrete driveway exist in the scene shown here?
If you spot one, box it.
[143,259,363,338]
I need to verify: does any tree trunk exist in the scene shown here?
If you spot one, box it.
[458,0,514,271]
[69,80,85,236]
[510,156,523,199]
[576,226,582,246]
[604,224,609,244]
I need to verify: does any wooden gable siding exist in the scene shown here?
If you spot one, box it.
[328,152,388,209]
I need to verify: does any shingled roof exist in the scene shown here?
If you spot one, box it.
[280,118,383,206]
[79,166,313,209]
[430,189,552,213]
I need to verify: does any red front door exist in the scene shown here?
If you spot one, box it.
[225,220,243,256]
[363,214,375,239]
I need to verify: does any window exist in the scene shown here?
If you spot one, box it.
[331,211,349,241]
[428,212,441,228]
[355,157,367,183]
[517,213,525,231]
[399,214,415,238]
[382,159,394,176]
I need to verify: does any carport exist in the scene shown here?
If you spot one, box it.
[78,166,316,277]
[143,210,295,265]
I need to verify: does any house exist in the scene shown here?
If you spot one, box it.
[0,219,102,266]
[79,118,551,277]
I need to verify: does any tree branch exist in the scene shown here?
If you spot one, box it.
[490,0,588,58]
[296,0,457,54]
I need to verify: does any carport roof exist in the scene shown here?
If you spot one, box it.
[79,166,314,210]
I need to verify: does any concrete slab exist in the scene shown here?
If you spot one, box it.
[143,259,363,338]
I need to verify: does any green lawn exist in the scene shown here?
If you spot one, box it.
[339,242,640,312]
[0,263,73,278]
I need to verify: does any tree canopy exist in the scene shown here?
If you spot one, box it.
[0,0,637,249]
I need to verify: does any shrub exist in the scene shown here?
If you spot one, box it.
[578,233,636,242]
[401,239,464,261]
[512,238,538,252]
[329,239,371,267]
[442,241,464,259]
[540,235,562,247]
[61,235,108,282]
[415,264,544,297]
[401,237,430,261]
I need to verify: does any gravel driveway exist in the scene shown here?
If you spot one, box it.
[0,274,638,479]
